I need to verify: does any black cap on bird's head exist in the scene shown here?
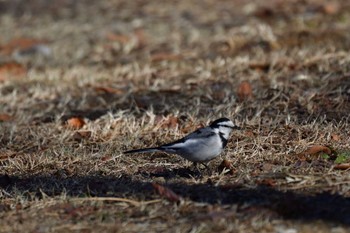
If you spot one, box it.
[210,118,231,126]
[210,117,241,130]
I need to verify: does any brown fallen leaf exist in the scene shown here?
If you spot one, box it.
[248,62,270,72]
[101,155,112,162]
[67,117,85,129]
[237,81,253,101]
[322,2,339,15]
[0,113,13,122]
[303,145,332,156]
[93,85,125,95]
[218,159,235,175]
[256,178,276,187]
[333,163,350,170]
[297,145,332,161]
[331,133,340,141]
[152,183,180,202]
[0,63,27,81]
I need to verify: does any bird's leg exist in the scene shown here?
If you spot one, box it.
[200,162,212,175]
[200,162,210,169]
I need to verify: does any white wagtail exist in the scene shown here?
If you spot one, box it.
[124,118,240,165]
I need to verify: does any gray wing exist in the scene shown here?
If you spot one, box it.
[160,126,215,148]
[183,126,216,140]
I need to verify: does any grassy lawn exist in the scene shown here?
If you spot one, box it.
[0,0,350,232]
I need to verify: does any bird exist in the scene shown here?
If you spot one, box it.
[124,118,240,165]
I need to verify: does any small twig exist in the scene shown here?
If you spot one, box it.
[68,197,161,206]
[305,52,347,65]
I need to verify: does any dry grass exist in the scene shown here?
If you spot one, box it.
[1,0,350,232]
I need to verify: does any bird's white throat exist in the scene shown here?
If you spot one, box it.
[218,126,233,139]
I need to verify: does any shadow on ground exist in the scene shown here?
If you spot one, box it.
[1,173,349,225]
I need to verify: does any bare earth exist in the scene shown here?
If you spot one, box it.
[0,0,350,232]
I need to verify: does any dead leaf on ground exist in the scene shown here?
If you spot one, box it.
[321,2,340,15]
[0,63,27,81]
[331,133,340,141]
[218,159,235,175]
[152,183,181,202]
[72,130,91,141]
[333,163,350,170]
[303,145,332,156]
[256,178,277,187]
[237,81,253,101]
[67,117,85,129]
[101,155,113,162]
[0,113,13,122]
[297,145,332,161]
[92,85,125,95]
[248,62,271,72]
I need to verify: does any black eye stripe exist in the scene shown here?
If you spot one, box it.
[219,125,234,129]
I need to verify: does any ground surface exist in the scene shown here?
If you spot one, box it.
[0,0,350,232]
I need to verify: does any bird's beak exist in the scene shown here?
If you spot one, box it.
[234,125,242,130]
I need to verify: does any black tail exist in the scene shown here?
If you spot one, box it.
[123,147,160,154]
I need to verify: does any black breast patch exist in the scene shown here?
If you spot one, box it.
[219,132,228,148]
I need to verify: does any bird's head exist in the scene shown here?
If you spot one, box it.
[210,117,241,139]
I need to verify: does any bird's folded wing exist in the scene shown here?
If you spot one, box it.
[161,128,216,148]
[184,128,216,139]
